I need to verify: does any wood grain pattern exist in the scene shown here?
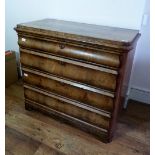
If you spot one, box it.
[18,36,120,68]
[34,144,66,155]
[22,67,114,97]
[24,87,110,130]
[15,19,140,143]
[15,18,140,50]
[6,126,41,155]
[20,50,117,91]
[23,70,114,112]
[5,81,150,155]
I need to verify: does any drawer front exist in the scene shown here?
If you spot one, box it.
[23,69,114,112]
[18,36,120,68]
[20,50,117,91]
[24,87,110,129]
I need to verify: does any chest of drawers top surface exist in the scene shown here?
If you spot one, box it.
[15,18,139,50]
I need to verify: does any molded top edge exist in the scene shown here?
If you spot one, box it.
[15,18,140,49]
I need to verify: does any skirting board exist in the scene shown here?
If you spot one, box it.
[129,87,150,104]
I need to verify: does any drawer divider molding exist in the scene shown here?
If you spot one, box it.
[20,48,118,75]
[24,84,111,118]
[25,98,108,133]
[22,67,115,97]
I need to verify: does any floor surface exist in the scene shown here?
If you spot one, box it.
[5,81,150,155]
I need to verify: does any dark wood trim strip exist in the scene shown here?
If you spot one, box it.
[20,48,118,75]
[22,67,115,98]
[24,84,111,118]
[25,99,108,133]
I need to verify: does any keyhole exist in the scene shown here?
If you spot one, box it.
[59,44,65,49]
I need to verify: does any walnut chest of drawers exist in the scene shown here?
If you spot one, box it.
[15,19,140,143]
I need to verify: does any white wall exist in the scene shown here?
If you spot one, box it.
[5,0,149,103]
[129,0,150,103]
[5,0,146,51]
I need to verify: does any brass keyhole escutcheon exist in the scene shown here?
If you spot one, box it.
[59,44,65,49]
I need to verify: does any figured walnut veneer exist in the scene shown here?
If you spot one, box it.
[15,19,140,142]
